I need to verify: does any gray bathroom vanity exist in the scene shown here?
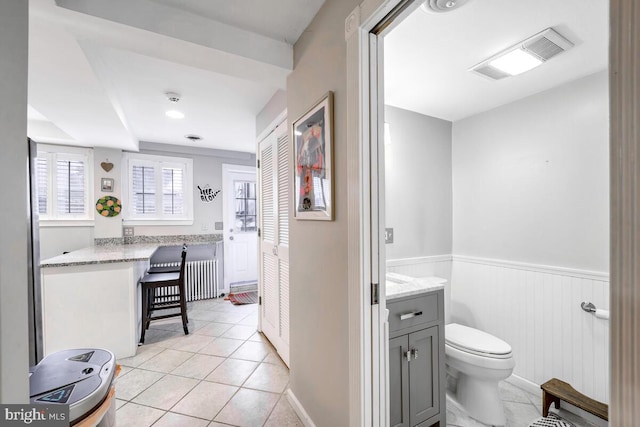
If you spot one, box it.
[387,276,446,427]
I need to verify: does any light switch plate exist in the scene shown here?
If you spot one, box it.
[123,227,134,237]
[385,228,394,244]
[215,222,224,231]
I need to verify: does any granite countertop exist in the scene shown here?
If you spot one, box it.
[40,244,161,268]
[386,273,445,301]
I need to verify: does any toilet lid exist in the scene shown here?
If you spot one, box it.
[445,323,512,357]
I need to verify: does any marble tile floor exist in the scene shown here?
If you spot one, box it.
[446,381,599,427]
[115,297,303,427]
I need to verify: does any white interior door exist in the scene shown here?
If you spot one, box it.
[222,164,258,295]
[258,122,290,366]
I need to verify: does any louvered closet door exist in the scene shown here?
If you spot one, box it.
[258,122,290,366]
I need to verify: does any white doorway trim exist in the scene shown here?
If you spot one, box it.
[345,1,429,425]
[221,163,258,296]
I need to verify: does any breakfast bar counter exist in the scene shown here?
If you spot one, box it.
[40,248,152,359]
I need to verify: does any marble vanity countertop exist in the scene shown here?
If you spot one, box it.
[386,274,445,301]
[40,244,160,268]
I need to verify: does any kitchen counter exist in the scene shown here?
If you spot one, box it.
[386,272,445,301]
[40,244,160,268]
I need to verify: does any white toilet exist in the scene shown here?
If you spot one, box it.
[445,323,515,426]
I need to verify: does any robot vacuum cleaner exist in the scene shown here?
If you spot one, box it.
[29,348,116,425]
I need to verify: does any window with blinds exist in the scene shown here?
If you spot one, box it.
[162,168,184,215]
[35,148,92,221]
[125,153,193,223]
[132,165,156,214]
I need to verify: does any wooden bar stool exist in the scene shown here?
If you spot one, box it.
[139,245,189,344]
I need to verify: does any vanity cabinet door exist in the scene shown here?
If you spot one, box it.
[409,326,440,426]
[389,335,410,427]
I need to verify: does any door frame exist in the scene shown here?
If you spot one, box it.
[221,163,258,296]
[344,1,418,425]
[348,0,636,425]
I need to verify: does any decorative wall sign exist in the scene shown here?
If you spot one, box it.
[96,196,121,217]
[100,161,114,172]
[293,91,334,220]
[101,177,114,192]
[198,185,221,202]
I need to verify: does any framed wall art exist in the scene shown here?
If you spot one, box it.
[293,91,334,220]
[101,177,114,192]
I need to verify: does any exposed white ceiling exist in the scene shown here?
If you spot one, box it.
[29,0,608,151]
[28,0,325,152]
[384,0,608,122]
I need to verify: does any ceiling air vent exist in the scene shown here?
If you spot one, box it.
[470,28,574,80]
[522,28,573,61]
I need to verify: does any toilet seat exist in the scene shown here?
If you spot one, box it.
[445,323,512,359]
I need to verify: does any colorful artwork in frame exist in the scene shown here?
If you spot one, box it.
[293,91,333,220]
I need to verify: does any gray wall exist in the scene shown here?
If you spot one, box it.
[0,0,29,402]
[287,0,359,425]
[452,71,609,272]
[385,105,452,260]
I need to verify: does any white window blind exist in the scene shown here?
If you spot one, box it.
[162,167,184,215]
[125,153,193,223]
[56,159,85,214]
[36,147,92,221]
[132,165,156,214]
[35,157,48,215]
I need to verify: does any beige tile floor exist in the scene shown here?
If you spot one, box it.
[117,297,596,427]
[115,298,302,427]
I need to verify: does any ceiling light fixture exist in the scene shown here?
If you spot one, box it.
[165,110,185,119]
[470,28,574,80]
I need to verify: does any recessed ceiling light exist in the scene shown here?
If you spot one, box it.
[165,110,185,119]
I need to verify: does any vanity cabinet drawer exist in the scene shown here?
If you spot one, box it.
[388,293,439,333]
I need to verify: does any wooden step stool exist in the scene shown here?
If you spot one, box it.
[541,378,608,421]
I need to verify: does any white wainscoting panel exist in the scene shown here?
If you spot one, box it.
[450,256,609,403]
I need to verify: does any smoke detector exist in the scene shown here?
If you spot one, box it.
[165,92,181,103]
[185,134,202,142]
[421,0,471,13]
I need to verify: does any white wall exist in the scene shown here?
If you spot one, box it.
[0,0,29,402]
[451,258,609,403]
[385,105,452,260]
[94,147,123,239]
[452,71,609,272]
[38,143,256,258]
[287,0,359,424]
[448,71,610,401]
[39,227,94,260]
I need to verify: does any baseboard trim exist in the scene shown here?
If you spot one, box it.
[506,373,540,397]
[453,255,609,282]
[286,388,316,427]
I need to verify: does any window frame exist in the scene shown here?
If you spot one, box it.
[36,144,94,226]
[123,153,194,225]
